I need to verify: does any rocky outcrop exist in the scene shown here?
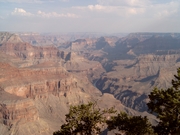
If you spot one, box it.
[96,54,180,111]
[132,35,180,55]
[0,86,39,128]
[70,39,92,51]
[0,60,134,135]
[105,33,180,60]
[0,42,65,60]
[95,37,110,50]
[4,78,78,99]
[0,60,101,135]
[0,61,86,99]
[0,34,105,76]
[63,36,118,53]
[0,98,38,126]
[0,33,75,63]
[19,32,105,46]
[0,32,22,44]
[3,32,178,134]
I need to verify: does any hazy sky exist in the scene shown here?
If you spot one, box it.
[0,0,179,33]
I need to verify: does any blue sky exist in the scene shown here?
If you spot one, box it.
[0,0,179,33]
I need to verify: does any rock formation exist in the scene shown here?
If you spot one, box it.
[15,32,180,114]
[1,32,148,135]
[0,32,22,44]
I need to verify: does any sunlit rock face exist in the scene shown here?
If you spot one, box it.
[0,60,100,135]
[1,32,144,135]
[0,97,38,126]
[0,32,23,44]
[2,32,180,134]
[94,33,180,112]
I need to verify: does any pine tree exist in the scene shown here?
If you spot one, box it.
[147,68,180,135]
[106,112,154,135]
[53,102,115,135]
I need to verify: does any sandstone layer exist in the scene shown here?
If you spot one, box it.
[0,32,146,135]
[57,32,180,112]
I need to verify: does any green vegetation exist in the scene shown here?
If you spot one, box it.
[53,102,116,135]
[54,68,180,135]
[147,68,180,135]
[106,112,154,135]
[53,102,153,135]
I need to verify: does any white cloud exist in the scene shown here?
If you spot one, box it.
[85,4,116,13]
[87,5,105,11]
[73,0,179,18]
[10,8,79,18]
[1,0,180,33]
[11,8,33,16]
[97,0,150,7]
[74,4,145,16]
[37,10,79,18]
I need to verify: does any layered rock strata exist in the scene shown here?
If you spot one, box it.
[0,61,96,135]
[96,54,180,111]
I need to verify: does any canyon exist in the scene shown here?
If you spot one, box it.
[0,32,180,135]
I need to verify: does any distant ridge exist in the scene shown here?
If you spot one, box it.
[127,32,180,38]
[0,32,23,44]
